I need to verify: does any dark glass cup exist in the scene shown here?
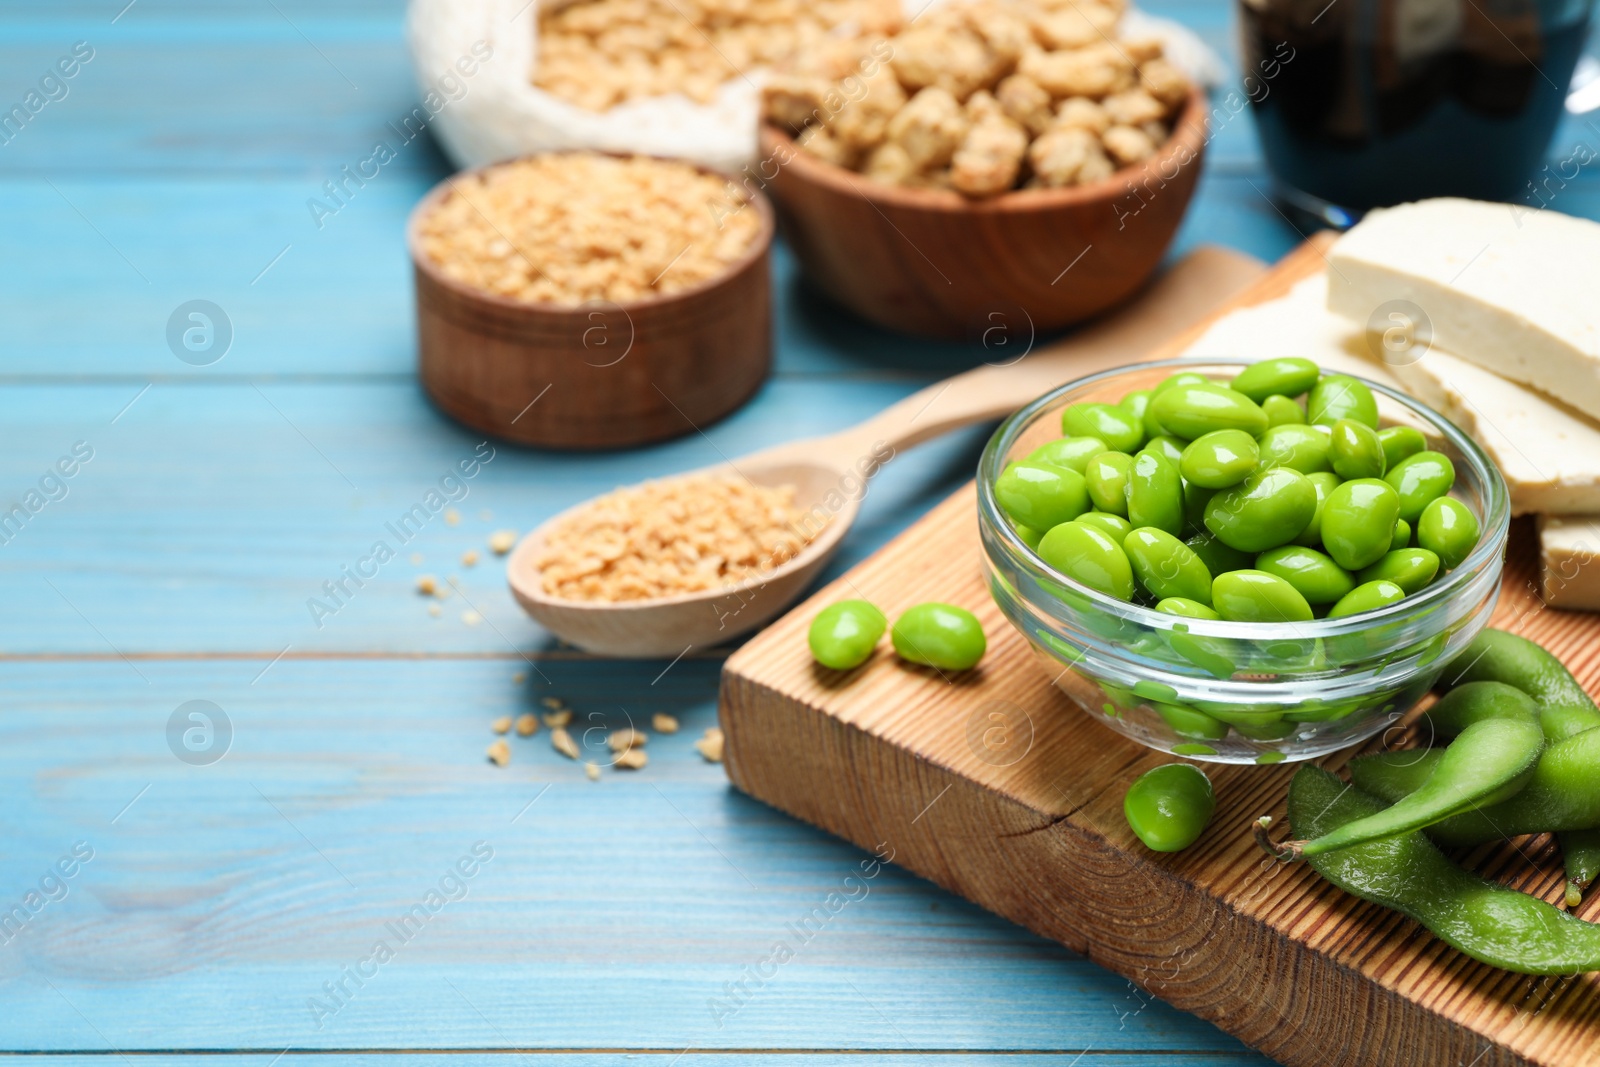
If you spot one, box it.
[1239,0,1593,225]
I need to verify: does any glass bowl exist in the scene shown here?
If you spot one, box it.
[978,359,1510,764]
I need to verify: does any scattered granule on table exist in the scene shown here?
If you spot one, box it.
[534,475,822,602]
[652,713,680,734]
[695,727,725,763]
[540,696,564,710]
[614,748,649,770]
[486,739,511,767]
[417,154,764,308]
[607,727,647,752]
[461,609,482,626]
[445,508,461,526]
[489,530,518,555]
[515,713,538,737]
[585,761,601,781]
[512,672,526,684]
[409,553,424,565]
[428,603,442,617]
[461,549,480,567]
[416,574,438,596]
[543,709,573,728]
[551,727,580,760]
[491,715,512,735]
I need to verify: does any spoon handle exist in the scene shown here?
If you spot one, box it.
[759,246,1264,474]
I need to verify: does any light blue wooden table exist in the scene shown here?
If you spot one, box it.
[3,2,1597,1064]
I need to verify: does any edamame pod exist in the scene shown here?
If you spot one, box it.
[1180,429,1260,489]
[1308,374,1379,428]
[1027,435,1108,473]
[1062,403,1143,453]
[1385,451,1456,522]
[1440,629,1600,741]
[1124,527,1213,605]
[1356,548,1440,594]
[1229,357,1320,402]
[994,460,1090,531]
[1418,496,1480,570]
[1283,766,1600,974]
[1126,449,1184,537]
[1421,680,1538,736]
[1562,829,1600,905]
[1329,418,1387,480]
[1265,718,1543,859]
[1149,383,1269,439]
[1084,451,1134,516]
[1036,521,1135,600]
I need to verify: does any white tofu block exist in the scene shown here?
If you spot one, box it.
[1327,198,1600,420]
[1540,516,1600,611]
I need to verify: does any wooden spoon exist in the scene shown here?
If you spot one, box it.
[507,247,1263,657]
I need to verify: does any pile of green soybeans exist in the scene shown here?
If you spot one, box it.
[807,599,986,673]
[1127,628,1600,975]
[995,358,1483,621]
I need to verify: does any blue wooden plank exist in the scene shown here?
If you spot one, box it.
[0,1058,1265,1066]
[0,378,990,654]
[0,658,1268,1060]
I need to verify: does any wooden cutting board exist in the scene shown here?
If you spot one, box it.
[720,238,1600,1067]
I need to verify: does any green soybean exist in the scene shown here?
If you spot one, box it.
[1292,471,1342,548]
[994,460,1090,531]
[1308,374,1379,428]
[1212,569,1314,623]
[1124,763,1215,852]
[1185,534,1253,577]
[1124,527,1213,604]
[808,600,887,670]
[1256,545,1355,605]
[1203,467,1318,553]
[1151,371,1210,396]
[1329,418,1387,480]
[1084,451,1133,516]
[1256,424,1333,474]
[1119,390,1152,425]
[1074,510,1132,542]
[1149,382,1269,439]
[891,603,987,671]
[1156,702,1231,741]
[1061,402,1143,453]
[1156,597,1220,620]
[1230,356,1320,402]
[1391,518,1411,551]
[1261,394,1306,427]
[1027,435,1108,473]
[1015,524,1043,549]
[1269,718,1543,859]
[1440,628,1600,741]
[1385,450,1456,522]
[1378,425,1427,469]
[1142,434,1187,466]
[1286,765,1600,974]
[1422,680,1539,737]
[1327,579,1407,618]
[1180,429,1260,489]
[1036,521,1135,600]
[1356,548,1440,594]
[1418,496,1480,569]
[1320,477,1402,570]
[1126,449,1184,537]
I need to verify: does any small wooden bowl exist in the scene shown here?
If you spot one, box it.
[758,87,1208,340]
[408,157,775,450]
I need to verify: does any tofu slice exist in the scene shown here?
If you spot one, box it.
[1540,516,1600,610]
[1327,198,1600,420]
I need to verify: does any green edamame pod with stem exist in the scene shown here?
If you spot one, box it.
[1440,628,1600,741]
[1282,766,1600,974]
[1261,718,1544,859]
[1422,681,1538,736]
[1562,829,1600,906]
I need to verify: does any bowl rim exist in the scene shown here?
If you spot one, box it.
[977,357,1512,638]
[758,84,1209,215]
[406,150,776,316]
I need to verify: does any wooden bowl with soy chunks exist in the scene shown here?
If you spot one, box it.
[755,0,1207,339]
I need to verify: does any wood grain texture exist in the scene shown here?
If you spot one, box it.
[760,89,1207,339]
[721,244,1600,1067]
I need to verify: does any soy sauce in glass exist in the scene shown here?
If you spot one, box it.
[1240,0,1592,224]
